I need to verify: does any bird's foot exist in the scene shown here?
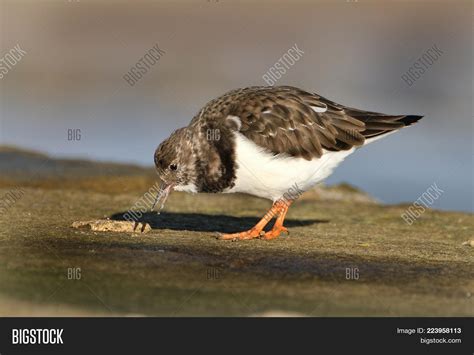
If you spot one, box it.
[216,228,264,241]
[261,225,289,240]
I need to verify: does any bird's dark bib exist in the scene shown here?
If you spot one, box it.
[194,126,237,193]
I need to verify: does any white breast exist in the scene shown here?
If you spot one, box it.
[226,133,355,201]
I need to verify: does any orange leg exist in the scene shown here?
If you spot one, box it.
[218,200,292,241]
[262,201,290,240]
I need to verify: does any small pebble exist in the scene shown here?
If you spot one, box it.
[72,219,151,233]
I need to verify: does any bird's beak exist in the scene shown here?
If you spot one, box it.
[151,181,174,213]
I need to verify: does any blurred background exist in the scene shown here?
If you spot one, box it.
[0,0,472,212]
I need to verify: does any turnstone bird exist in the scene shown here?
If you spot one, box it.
[153,86,423,240]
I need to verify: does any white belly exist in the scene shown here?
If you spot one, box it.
[227,133,355,201]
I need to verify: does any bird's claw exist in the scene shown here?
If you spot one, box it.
[215,226,289,241]
[261,226,289,240]
[215,229,262,241]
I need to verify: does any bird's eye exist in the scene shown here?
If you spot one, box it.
[169,164,178,171]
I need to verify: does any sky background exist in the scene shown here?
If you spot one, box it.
[0,0,472,212]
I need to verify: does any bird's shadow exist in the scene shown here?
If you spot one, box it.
[110,211,327,233]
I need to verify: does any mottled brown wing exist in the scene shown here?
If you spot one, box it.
[219,86,368,160]
[192,86,419,160]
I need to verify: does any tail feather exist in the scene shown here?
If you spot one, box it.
[345,108,423,140]
[399,115,424,126]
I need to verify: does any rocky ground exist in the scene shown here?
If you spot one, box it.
[0,146,472,316]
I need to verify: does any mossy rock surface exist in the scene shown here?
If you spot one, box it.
[0,185,472,316]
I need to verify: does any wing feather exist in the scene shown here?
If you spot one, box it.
[191,86,420,160]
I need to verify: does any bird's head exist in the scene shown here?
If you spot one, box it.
[152,128,196,211]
